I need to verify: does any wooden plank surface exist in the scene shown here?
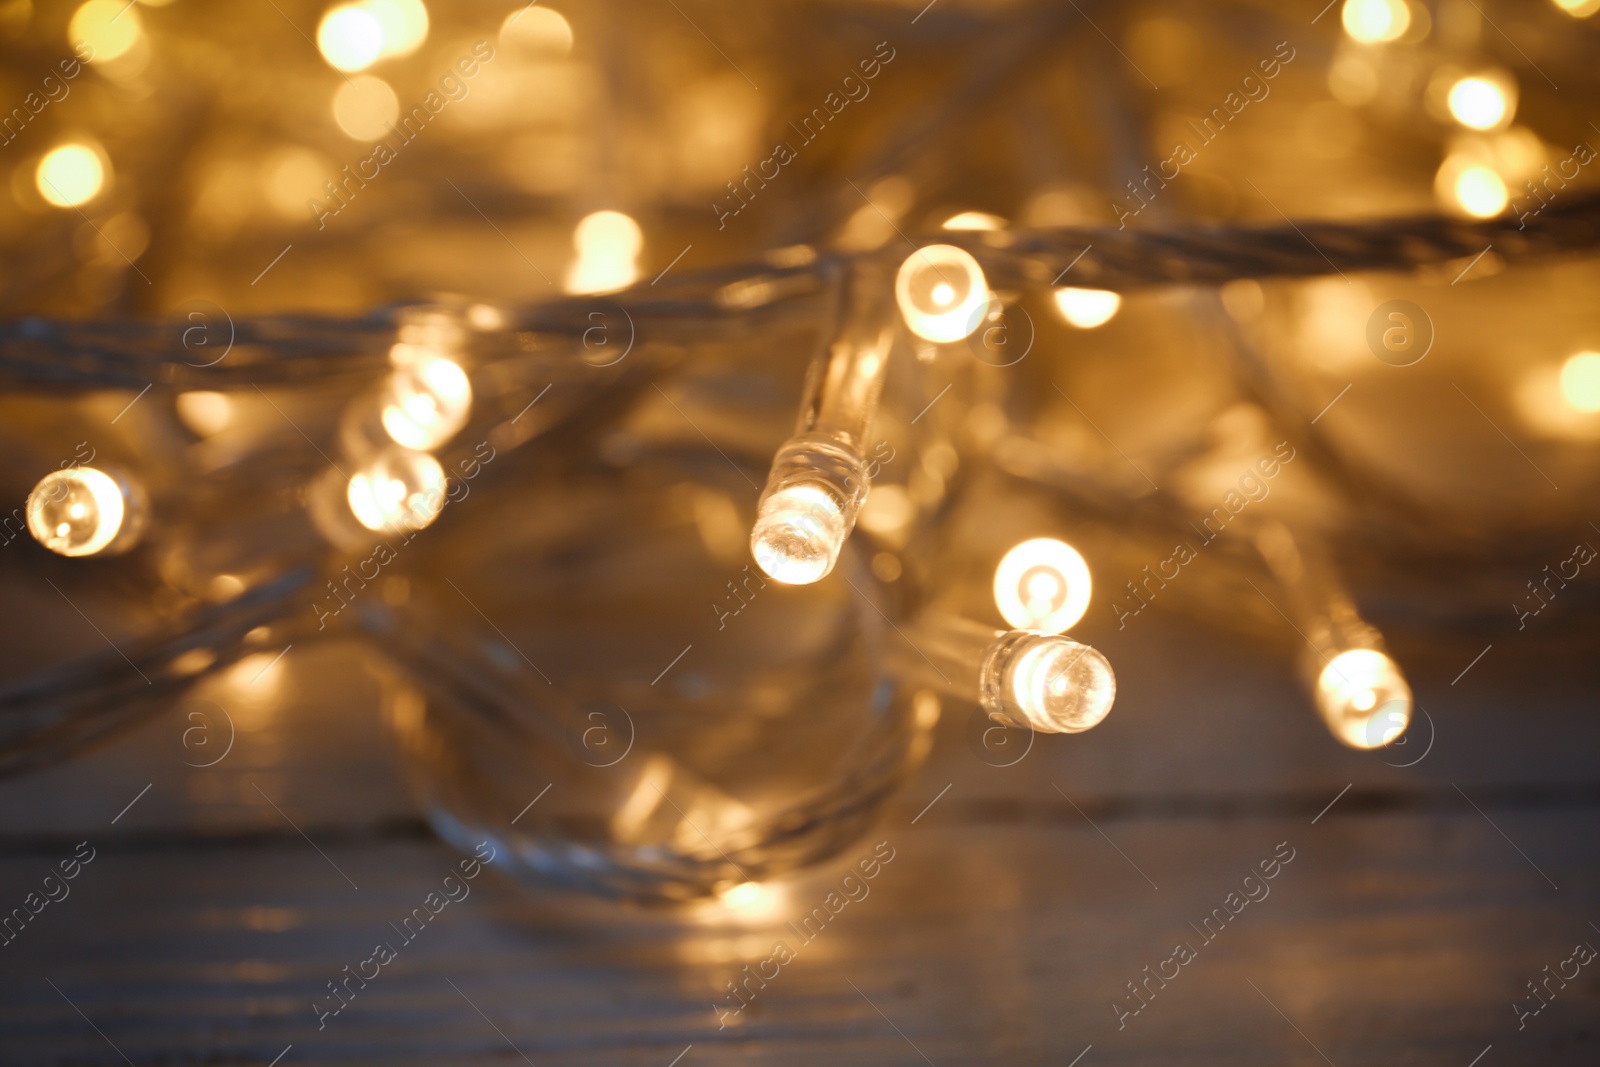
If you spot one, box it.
[0,613,1596,1065]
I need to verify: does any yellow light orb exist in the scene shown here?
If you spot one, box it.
[941,210,1005,231]
[1559,352,1600,413]
[361,0,428,58]
[895,244,988,344]
[347,447,447,532]
[1341,0,1410,43]
[331,74,400,140]
[1452,164,1508,217]
[69,0,142,63]
[1053,287,1122,329]
[993,537,1092,635]
[1315,649,1411,749]
[318,4,384,72]
[1551,0,1600,17]
[27,467,128,557]
[380,348,473,450]
[500,5,573,56]
[36,143,106,208]
[565,210,642,294]
[1447,76,1509,130]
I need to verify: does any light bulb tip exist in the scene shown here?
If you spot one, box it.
[750,484,846,585]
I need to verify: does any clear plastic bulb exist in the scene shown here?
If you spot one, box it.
[750,484,847,585]
[1316,648,1412,750]
[993,537,1093,634]
[751,260,894,585]
[894,244,988,343]
[895,616,1117,735]
[983,631,1117,734]
[27,466,140,557]
[380,346,473,451]
[1255,522,1413,750]
[347,446,447,533]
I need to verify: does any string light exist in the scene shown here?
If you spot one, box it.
[897,616,1117,735]
[894,244,988,343]
[36,143,106,208]
[1053,287,1122,329]
[1341,0,1410,43]
[1315,648,1412,749]
[380,345,473,450]
[318,4,385,72]
[993,538,1092,634]
[27,467,139,557]
[1559,352,1600,412]
[347,447,447,532]
[752,262,894,584]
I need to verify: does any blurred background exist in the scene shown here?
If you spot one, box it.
[0,0,1598,1062]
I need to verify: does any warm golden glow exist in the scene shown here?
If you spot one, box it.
[1551,0,1600,16]
[993,538,1092,635]
[362,0,428,58]
[1451,164,1508,217]
[1002,635,1116,734]
[36,143,105,207]
[941,210,1005,231]
[332,75,400,140]
[1053,287,1122,329]
[27,467,127,557]
[1341,0,1410,42]
[751,484,846,585]
[895,244,988,344]
[1447,76,1510,130]
[347,448,447,532]
[1560,352,1600,413]
[176,391,235,437]
[1315,649,1411,749]
[500,5,573,55]
[70,0,142,63]
[381,348,473,450]
[317,4,384,72]
[565,210,642,295]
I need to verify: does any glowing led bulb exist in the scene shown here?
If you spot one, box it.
[994,538,1092,634]
[380,348,472,450]
[1315,648,1411,749]
[895,244,988,343]
[27,467,134,557]
[1341,0,1410,43]
[982,631,1116,734]
[347,447,447,532]
[318,4,384,72]
[1560,352,1600,412]
[1447,76,1511,130]
[751,484,847,585]
[36,143,105,208]
[1552,0,1600,16]
[1053,287,1122,329]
